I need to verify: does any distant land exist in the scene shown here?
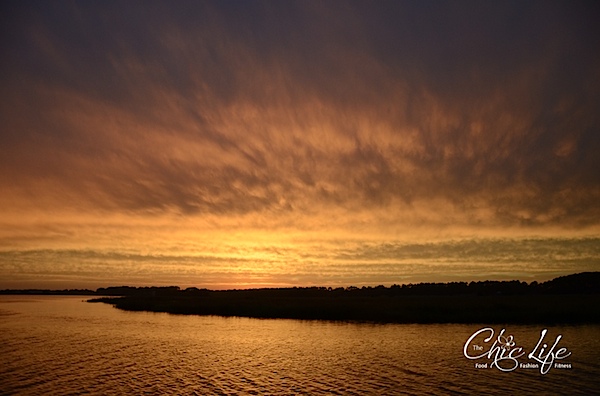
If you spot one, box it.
[3,272,599,324]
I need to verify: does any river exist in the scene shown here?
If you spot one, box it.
[1,295,599,395]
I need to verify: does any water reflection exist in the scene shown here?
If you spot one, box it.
[0,296,598,394]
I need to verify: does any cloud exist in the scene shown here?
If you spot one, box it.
[1,1,599,240]
[2,236,598,289]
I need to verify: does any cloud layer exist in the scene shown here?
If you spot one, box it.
[1,1,599,288]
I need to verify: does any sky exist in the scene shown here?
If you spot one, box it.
[1,0,599,290]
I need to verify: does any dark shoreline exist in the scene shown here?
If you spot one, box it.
[86,272,600,324]
[89,292,600,324]
[3,272,598,324]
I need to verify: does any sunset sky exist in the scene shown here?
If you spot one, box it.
[1,1,599,290]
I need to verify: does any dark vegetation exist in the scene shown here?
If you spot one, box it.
[84,272,600,324]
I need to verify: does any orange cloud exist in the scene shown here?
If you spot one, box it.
[1,1,599,288]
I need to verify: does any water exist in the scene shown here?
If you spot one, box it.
[1,296,599,395]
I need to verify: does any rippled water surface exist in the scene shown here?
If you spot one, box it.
[1,296,599,395]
